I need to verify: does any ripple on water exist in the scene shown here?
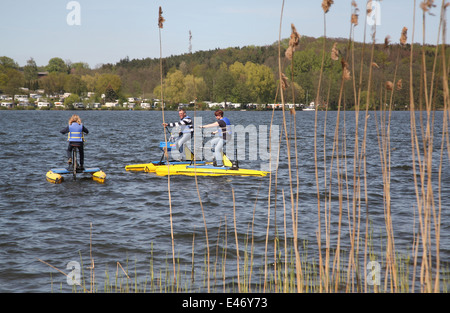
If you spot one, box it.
[0,110,448,292]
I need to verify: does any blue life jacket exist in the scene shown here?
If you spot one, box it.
[68,123,84,142]
[222,117,232,134]
[219,117,232,140]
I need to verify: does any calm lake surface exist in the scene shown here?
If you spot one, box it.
[0,109,448,292]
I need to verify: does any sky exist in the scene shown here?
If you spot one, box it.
[1,0,448,68]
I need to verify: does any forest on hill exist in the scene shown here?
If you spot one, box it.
[1,35,448,110]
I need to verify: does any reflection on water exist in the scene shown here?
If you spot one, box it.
[0,109,448,292]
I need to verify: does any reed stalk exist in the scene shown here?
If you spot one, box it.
[346,2,362,292]
[436,1,449,292]
[38,258,88,292]
[285,19,301,294]
[223,216,228,292]
[361,4,377,292]
[352,7,368,293]
[408,0,447,293]
[232,188,241,292]
[264,0,281,293]
[373,24,414,291]
[314,1,328,293]
[157,6,176,289]
[191,226,195,286]
[277,0,302,293]
[89,222,95,292]
[212,220,220,291]
[353,10,370,292]
[247,181,262,292]
[283,189,288,292]
[191,66,211,294]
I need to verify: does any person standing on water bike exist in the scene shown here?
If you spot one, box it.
[162,108,194,161]
[200,109,231,167]
[60,114,89,170]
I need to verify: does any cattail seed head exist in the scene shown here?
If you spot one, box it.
[331,43,339,61]
[343,68,351,81]
[420,0,436,12]
[351,13,359,26]
[341,59,351,81]
[400,27,408,46]
[386,81,394,91]
[285,46,293,60]
[281,73,288,90]
[158,6,165,28]
[384,36,391,50]
[289,24,300,48]
[322,0,334,13]
[285,24,300,60]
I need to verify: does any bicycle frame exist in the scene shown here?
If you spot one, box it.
[71,145,79,180]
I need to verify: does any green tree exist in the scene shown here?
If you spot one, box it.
[81,74,96,92]
[283,81,305,104]
[0,72,8,91]
[64,74,87,95]
[39,72,67,95]
[104,83,118,102]
[213,63,235,103]
[229,61,250,103]
[95,73,121,95]
[70,62,91,75]
[46,57,68,73]
[0,56,19,69]
[164,69,186,104]
[0,56,20,94]
[244,62,275,103]
[23,58,39,90]
[183,74,207,103]
[2,69,25,103]
[64,93,81,108]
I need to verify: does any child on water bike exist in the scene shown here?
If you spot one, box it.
[60,114,89,170]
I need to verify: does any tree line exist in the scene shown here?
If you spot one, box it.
[0,36,448,110]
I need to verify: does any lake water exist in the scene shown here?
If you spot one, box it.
[0,109,448,292]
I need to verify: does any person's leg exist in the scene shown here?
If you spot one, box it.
[176,133,191,160]
[67,144,73,163]
[78,144,84,168]
[214,138,225,166]
[209,137,219,165]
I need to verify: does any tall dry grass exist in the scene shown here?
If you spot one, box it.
[269,0,449,293]
[39,1,449,293]
[158,7,177,289]
[408,0,449,293]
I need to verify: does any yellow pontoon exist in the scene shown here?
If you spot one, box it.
[46,167,106,184]
[125,139,268,177]
[155,164,268,177]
